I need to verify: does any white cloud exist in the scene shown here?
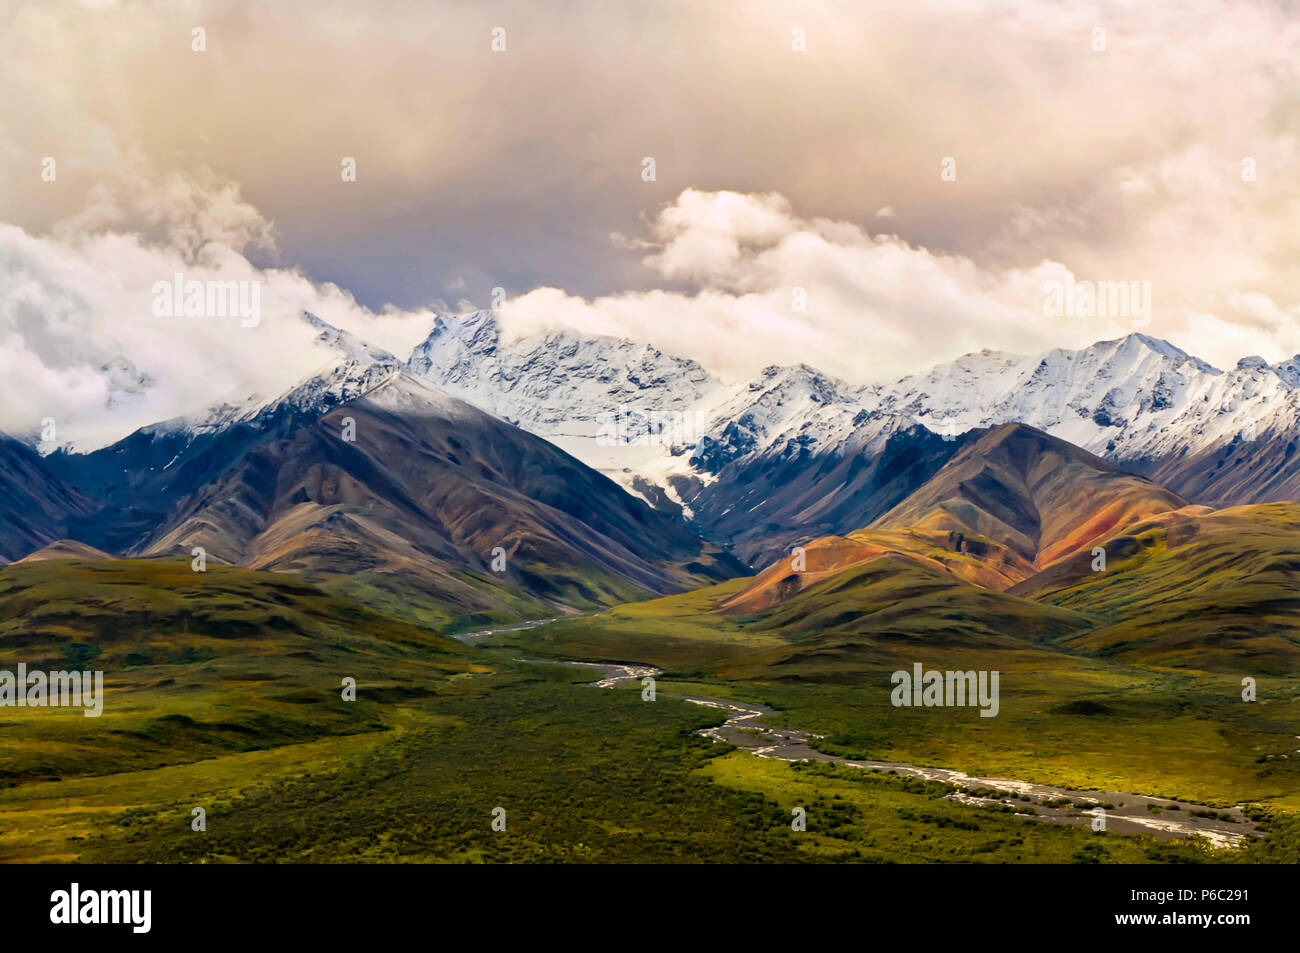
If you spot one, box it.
[4,1,1300,435]
[499,190,1137,384]
[9,176,1300,453]
[0,170,437,449]
[53,157,278,261]
[499,186,1300,385]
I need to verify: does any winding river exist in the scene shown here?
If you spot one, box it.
[452,625,1261,847]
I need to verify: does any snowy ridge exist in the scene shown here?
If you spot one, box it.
[407,310,721,432]
[26,308,1300,521]
[140,311,404,443]
[403,313,1300,509]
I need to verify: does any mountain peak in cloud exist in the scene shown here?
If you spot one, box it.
[301,310,399,366]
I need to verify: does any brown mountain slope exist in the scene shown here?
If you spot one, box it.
[874,423,1189,567]
[724,423,1188,614]
[1129,431,1300,510]
[135,373,742,618]
[0,436,98,564]
[1005,501,1300,672]
[715,555,1092,680]
[720,527,1032,614]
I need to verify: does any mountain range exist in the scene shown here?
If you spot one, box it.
[704,423,1300,674]
[404,311,1300,564]
[4,309,1300,639]
[1,315,740,625]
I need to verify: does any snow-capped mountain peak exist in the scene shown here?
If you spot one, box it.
[404,309,720,432]
[402,317,1300,518]
[26,306,1300,538]
[141,311,403,442]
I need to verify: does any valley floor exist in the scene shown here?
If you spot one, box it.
[0,560,1294,864]
[1,657,1294,863]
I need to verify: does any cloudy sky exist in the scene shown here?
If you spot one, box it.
[2,0,1299,446]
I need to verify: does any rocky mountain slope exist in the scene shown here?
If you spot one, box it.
[721,423,1193,613]
[404,313,1300,563]
[11,309,1300,575]
[1,315,741,623]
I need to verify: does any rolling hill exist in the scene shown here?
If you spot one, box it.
[1009,502,1300,672]
[0,556,484,785]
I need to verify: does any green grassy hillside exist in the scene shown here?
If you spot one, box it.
[0,557,482,786]
[1011,503,1300,673]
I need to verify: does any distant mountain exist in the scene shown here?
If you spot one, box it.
[688,423,970,566]
[406,314,1300,564]
[402,313,902,558]
[38,312,406,554]
[872,423,1189,567]
[682,335,1300,562]
[722,423,1190,614]
[405,310,728,522]
[128,369,740,617]
[3,314,741,623]
[12,309,1300,577]
[0,435,97,563]
[407,309,719,435]
[717,422,1295,672]
[14,539,112,563]
[1131,431,1300,508]
[403,315,1300,561]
